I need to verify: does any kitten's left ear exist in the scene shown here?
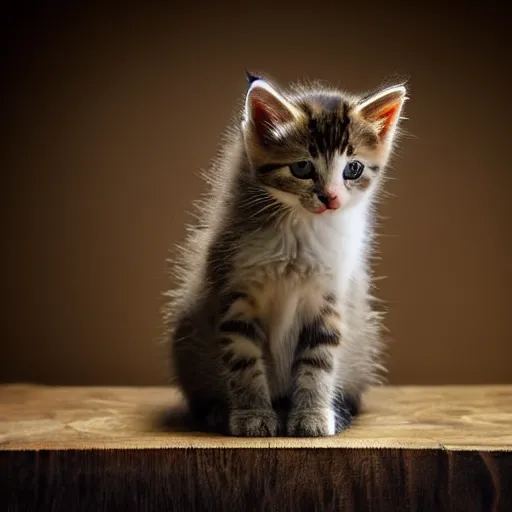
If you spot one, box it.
[243,78,303,141]
[355,85,407,141]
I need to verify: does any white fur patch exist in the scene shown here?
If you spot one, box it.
[325,408,337,436]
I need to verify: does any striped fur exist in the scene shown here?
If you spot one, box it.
[164,73,408,437]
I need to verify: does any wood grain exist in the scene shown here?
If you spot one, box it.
[1,447,511,511]
[1,385,511,511]
[1,385,511,451]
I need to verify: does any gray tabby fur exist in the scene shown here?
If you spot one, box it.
[163,73,408,437]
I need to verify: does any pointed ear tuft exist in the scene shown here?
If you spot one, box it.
[243,79,302,141]
[245,69,261,86]
[356,85,407,140]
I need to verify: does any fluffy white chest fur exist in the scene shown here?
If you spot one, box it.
[232,201,370,398]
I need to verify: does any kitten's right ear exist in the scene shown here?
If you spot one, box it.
[242,78,303,141]
[355,85,408,142]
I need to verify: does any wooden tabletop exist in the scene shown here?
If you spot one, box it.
[1,384,511,451]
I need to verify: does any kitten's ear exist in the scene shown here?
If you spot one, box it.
[245,69,261,86]
[355,85,407,141]
[243,78,303,141]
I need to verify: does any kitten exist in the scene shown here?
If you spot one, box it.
[164,72,407,437]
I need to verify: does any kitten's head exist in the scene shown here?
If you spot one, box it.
[241,73,407,214]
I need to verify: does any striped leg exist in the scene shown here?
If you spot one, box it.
[219,293,278,437]
[287,295,346,437]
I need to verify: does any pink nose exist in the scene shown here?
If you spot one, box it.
[318,192,341,210]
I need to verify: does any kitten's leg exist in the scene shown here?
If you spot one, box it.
[333,389,361,432]
[219,292,278,437]
[287,295,351,437]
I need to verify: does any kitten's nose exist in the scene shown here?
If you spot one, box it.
[317,191,341,210]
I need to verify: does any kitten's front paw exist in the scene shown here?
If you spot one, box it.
[287,408,337,437]
[229,409,279,437]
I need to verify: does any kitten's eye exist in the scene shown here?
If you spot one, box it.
[343,160,364,180]
[289,160,315,180]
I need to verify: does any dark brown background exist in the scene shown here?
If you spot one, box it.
[1,2,510,386]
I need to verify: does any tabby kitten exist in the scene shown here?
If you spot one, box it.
[165,72,407,437]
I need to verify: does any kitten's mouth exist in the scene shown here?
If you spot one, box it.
[312,205,327,214]
[312,202,340,214]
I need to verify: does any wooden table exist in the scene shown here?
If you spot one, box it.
[1,384,511,511]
